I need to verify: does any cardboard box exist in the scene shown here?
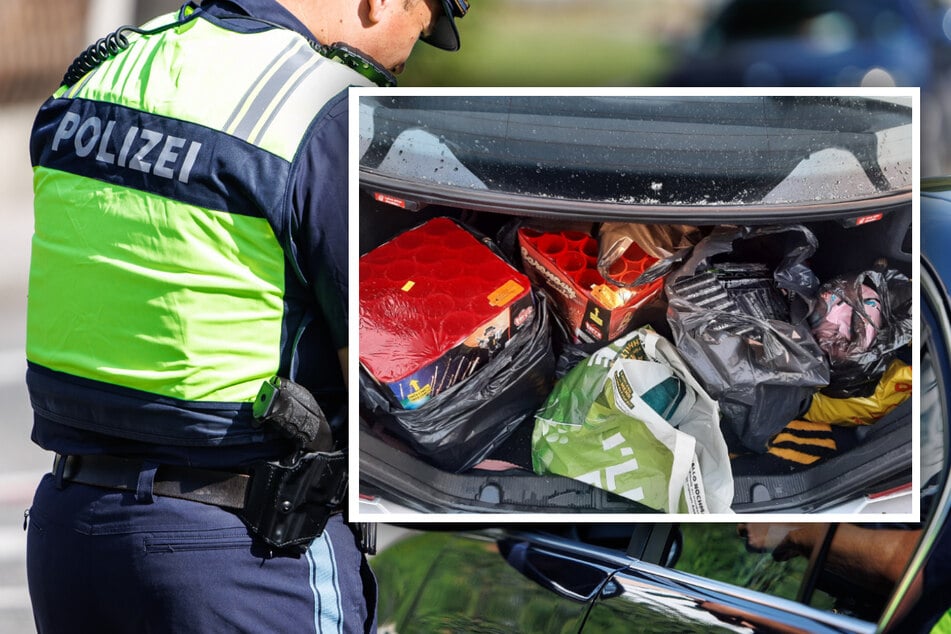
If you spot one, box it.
[518,228,663,343]
[360,217,535,409]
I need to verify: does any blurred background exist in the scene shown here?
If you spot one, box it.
[0,0,946,630]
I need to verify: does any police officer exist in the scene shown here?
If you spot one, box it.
[24,1,467,632]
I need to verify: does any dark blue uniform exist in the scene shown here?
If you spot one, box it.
[25,1,375,631]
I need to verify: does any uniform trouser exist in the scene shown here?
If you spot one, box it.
[26,472,377,633]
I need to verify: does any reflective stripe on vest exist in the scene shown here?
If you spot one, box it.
[27,11,372,403]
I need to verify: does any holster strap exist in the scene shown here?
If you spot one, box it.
[52,453,250,509]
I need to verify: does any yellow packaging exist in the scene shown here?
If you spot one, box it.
[805,360,912,426]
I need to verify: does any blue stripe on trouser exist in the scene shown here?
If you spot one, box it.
[26,473,375,633]
[309,530,344,632]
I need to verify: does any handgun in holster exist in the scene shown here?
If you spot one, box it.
[241,376,375,554]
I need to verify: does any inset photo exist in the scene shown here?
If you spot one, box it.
[350,90,918,522]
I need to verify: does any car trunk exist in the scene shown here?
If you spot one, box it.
[357,150,913,516]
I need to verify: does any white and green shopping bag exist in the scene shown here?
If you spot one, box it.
[532,328,734,513]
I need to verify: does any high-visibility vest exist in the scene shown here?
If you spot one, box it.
[26,6,372,444]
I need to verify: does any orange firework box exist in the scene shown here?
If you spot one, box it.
[517,228,663,343]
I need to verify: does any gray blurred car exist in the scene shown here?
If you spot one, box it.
[662,0,951,174]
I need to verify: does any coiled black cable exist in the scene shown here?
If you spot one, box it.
[59,7,396,89]
[61,26,144,88]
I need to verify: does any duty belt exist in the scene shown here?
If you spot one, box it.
[52,453,250,509]
[47,374,371,552]
[51,451,356,552]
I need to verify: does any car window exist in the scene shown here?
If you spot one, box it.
[674,523,845,606]
[709,0,908,41]
[359,95,912,208]
[587,535,868,633]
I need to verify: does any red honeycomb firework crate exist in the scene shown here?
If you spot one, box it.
[360,217,535,409]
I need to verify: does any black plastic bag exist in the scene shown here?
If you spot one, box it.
[360,290,556,473]
[665,225,830,453]
[809,266,912,398]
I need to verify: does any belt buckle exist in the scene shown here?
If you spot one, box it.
[52,453,80,488]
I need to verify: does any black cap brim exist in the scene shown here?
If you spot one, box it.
[421,0,461,51]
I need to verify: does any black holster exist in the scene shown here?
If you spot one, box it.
[238,449,348,551]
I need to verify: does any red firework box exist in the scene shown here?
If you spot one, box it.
[517,228,664,343]
[360,218,535,410]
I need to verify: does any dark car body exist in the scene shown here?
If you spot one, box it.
[364,182,945,631]
[356,93,915,517]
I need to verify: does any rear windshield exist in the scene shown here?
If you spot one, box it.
[358,95,912,207]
